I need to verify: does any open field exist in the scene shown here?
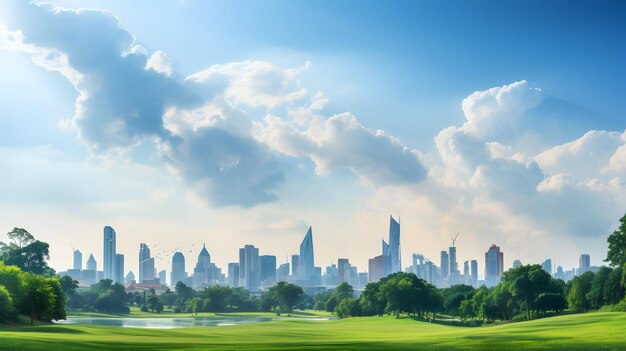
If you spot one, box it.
[1,312,625,350]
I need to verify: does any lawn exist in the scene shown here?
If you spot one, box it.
[0,312,624,350]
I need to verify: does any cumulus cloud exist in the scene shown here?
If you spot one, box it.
[146,50,173,77]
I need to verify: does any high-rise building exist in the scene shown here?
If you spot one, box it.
[368,255,386,283]
[139,243,156,284]
[260,255,277,286]
[239,245,260,291]
[170,252,186,287]
[86,253,97,271]
[463,261,470,284]
[228,263,240,287]
[579,254,590,274]
[388,215,401,274]
[440,250,449,279]
[158,270,166,286]
[298,227,315,284]
[115,254,124,284]
[485,244,504,287]
[276,263,290,283]
[449,246,458,275]
[512,259,522,269]
[470,260,478,287]
[125,271,136,285]
[338,258,351,284]
[291,254,300,279]
[103,226,116,281]
[73,249,82,270]
[193,244,213,288]
[541,259,552,276]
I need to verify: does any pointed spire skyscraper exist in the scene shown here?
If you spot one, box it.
[299,226,315,285]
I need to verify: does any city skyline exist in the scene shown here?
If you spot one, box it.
[0,0,624,279]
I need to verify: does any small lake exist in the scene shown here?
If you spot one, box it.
[55,316,332,329]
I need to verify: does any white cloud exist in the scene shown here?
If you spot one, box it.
[145,50,173,77]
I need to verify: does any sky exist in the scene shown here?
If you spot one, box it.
[0,0,625,281]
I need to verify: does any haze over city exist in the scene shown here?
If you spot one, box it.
[1,0,625,279]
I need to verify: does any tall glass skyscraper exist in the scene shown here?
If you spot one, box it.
[139,243,155,284]
[73,249,82,270]
[115,254,124,284]
[103,226,116,281]
[239,245,260,291]
[170,252,186,287]
[298,226,314,284]
[485,244,504,287]
[387,215,401,274]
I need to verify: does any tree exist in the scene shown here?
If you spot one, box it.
[359,281,386,316]
[21,273,55,325]
[441,284,475,316]
[4,228,34,248]
[0,285,15,323]
[335,298,360,319]
[59,275,79,299]
[603,265,625,305]
[268,282,303,313]
[535,293,567,314]
[147,293,162,313]
[588,267,611,309]
[45,278,66,321]
[0,229,54,276]
[201,285,232,312]
[567,271,595,312]
[605,213,626,267]
[333,283,354,300]
[0,262,25,308]
[501,264,552,320]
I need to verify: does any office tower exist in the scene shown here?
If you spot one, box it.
[193,244,211,288]
[103,226,116,281]
[470,260,478,287]
[115,254,124,284]
[260,255,277,286]
[541,259,552,276]
[512,259,522,269]
[139,243,156,284]
[170,252,186,287]
[463,261,470,284]
[126,271,136,285]
[298,227,315,284]
[440,250,449,278]
[291,254,300,278]
[382,239,391,276]
[368,255,386,283]
[485,244,504,287]
[239,245,260,291]
[159,270,166,286]
[338,258,351,284]
[554,265,565,281]
[388,215,401,273]
[228,263,240,287]
[86,253,97,271]
[324,263,338,286]
[73,249,82,270]
[276,263,290,283]
[449,246,458,275]
[579,254,590,274]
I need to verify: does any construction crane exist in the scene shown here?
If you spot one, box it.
[451,232,460,247]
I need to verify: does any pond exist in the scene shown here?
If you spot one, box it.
[55,316,333,329]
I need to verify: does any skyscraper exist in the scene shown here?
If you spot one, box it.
[463,261,470,285]
[440,250,449,279]
[228,263,240,287]
[369,255,386,283]
[470,260,478,287]
[485,244,504,287]
[86,253,97,271]
[115,254,124,284]
[239,245,260,291]
[260,255,277,286]
[512,259,522,269]
[298,226,315,284]
[193,244,211,288]
[291,254,300,278]
[158,270,166,286]
[382,239,391,276]
[449,246,458,275]
[388,215,401,273]
[170,252,186,287]
[579,254,590,274]
[103,226,116,281]
[73,249,82,270]
[276,263,290,283]
[338,258,351,284]
[541,258,552,276]
[139,243,155,284]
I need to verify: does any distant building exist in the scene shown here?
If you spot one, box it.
[485,244,504,287]
[193,244,222,288]
[239,245,260,291]
[512,260,522,269]
[158,270,166,286]
[139,243,156,284]
[103,226,117,281]
[463,261,470,285]
[387,215,401,274]
[440,250,449,281]
[276,263,290,283]
[86,253,97,271]
[125,271,136,285]
[73,249,82,270]
[579,254,590,274]
[115,254,124,284]
[470,260,478,287]
[228,263,240,287]
[338,258,351,284]
[298,227,315,285]
[368,255,385,283]
[170,252,186,287]
[541,259,552,276]
[260,255,277,286]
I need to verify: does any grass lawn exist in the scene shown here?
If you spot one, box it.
[0,312,624,350]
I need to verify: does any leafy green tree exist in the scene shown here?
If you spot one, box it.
[501,264,552,320]
[359,281,386,316]
[588,267,611,308]
[567,271,595,312]
[146,293,163,313]
[333,282,354,300]
[0,262,25,308]
[605,213,626,267]
[469,287,490,321]
[535,293,567,314]
[268,282,303,313]
[603,265,624,304]
[441,284,475,316]
[21,273,55,325]
[0,229,54,276]
[325,295,339,313]
[45,278,66,321]
[201,285,232,312]
[335,298,360,318]
[0,285,15,323]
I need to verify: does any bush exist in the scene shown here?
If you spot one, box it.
[140,305,149,312]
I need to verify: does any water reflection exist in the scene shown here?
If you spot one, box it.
[55,316,331,329]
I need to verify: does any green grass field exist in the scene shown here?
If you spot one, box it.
[0,312,624,350]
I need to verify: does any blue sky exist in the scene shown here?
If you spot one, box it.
[0,0,625,279]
